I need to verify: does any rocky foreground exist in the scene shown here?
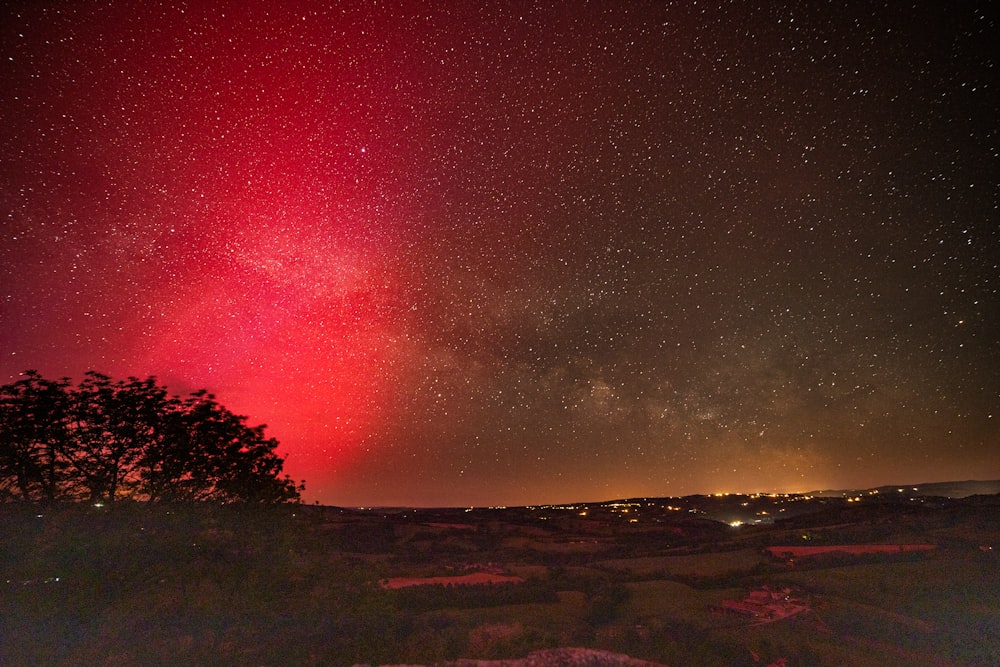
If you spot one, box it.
[366,648,668,667]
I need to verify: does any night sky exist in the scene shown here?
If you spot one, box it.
[2,2,997,507]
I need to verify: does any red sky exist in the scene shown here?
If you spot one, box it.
[2,1,997,506]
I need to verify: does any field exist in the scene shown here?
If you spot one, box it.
[2,495,998,666]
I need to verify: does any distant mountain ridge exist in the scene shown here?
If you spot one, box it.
[805,479,1000,499]
[337,480,1000,512]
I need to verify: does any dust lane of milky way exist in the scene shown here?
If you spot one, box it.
[1,2,997,507]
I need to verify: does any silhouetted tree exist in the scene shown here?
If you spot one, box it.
[0,371,302,503]
[144,390,301,503]
[68,372,177,503]
[0,371,73,501]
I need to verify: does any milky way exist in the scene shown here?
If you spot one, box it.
[2,2,997,506]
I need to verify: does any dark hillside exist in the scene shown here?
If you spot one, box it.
[2,496,998,666]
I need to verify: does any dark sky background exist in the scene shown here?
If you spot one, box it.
[2,1,997,507]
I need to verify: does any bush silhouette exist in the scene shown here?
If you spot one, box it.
[0,370,301,503]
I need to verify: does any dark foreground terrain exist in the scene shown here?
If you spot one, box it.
[2,488,998,666]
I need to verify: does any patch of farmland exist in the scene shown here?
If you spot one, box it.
[380,572,525,589]
[599,548,766,577]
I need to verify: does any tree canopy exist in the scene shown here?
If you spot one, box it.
[0,371,302,503]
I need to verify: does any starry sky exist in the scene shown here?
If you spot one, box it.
[2,1,997,507]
